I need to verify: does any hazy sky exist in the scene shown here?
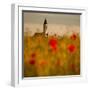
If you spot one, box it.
[23,11,80,36]
[23,11,80,26]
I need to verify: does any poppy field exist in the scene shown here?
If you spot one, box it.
[24,33,80,77]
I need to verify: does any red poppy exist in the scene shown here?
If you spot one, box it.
[70,33,77,40]
[67,44,76,53]
[49,37,58,51]
[29,59,35,65]
[31,53,36,58]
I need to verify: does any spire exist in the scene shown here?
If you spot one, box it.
[44,18,47,24]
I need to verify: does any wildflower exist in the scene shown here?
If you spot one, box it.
[29,59,36,65]
[31,52,36,58]
[70,33,77,40]
[67,44,76,53]
[49,37,58,51]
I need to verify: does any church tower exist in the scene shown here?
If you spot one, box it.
[43,18,47,35]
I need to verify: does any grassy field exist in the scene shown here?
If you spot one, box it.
[24,33,80,77]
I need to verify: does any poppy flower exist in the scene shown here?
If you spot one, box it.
[49,37,58,51]
[31,52,36,58]
[67,44,76,53]
[29,59,35,65]
[70,33,77,40]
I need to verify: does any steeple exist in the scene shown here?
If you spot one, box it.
[44,18,47,24]
[43,18,47,35]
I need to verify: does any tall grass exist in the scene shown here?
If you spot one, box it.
[24,33,80,77]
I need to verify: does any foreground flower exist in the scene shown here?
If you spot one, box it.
[49,37,58,52]
[31,52,36,58]
[67,44,76,53]
[70,33,77,40]
[29,59,36,65]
